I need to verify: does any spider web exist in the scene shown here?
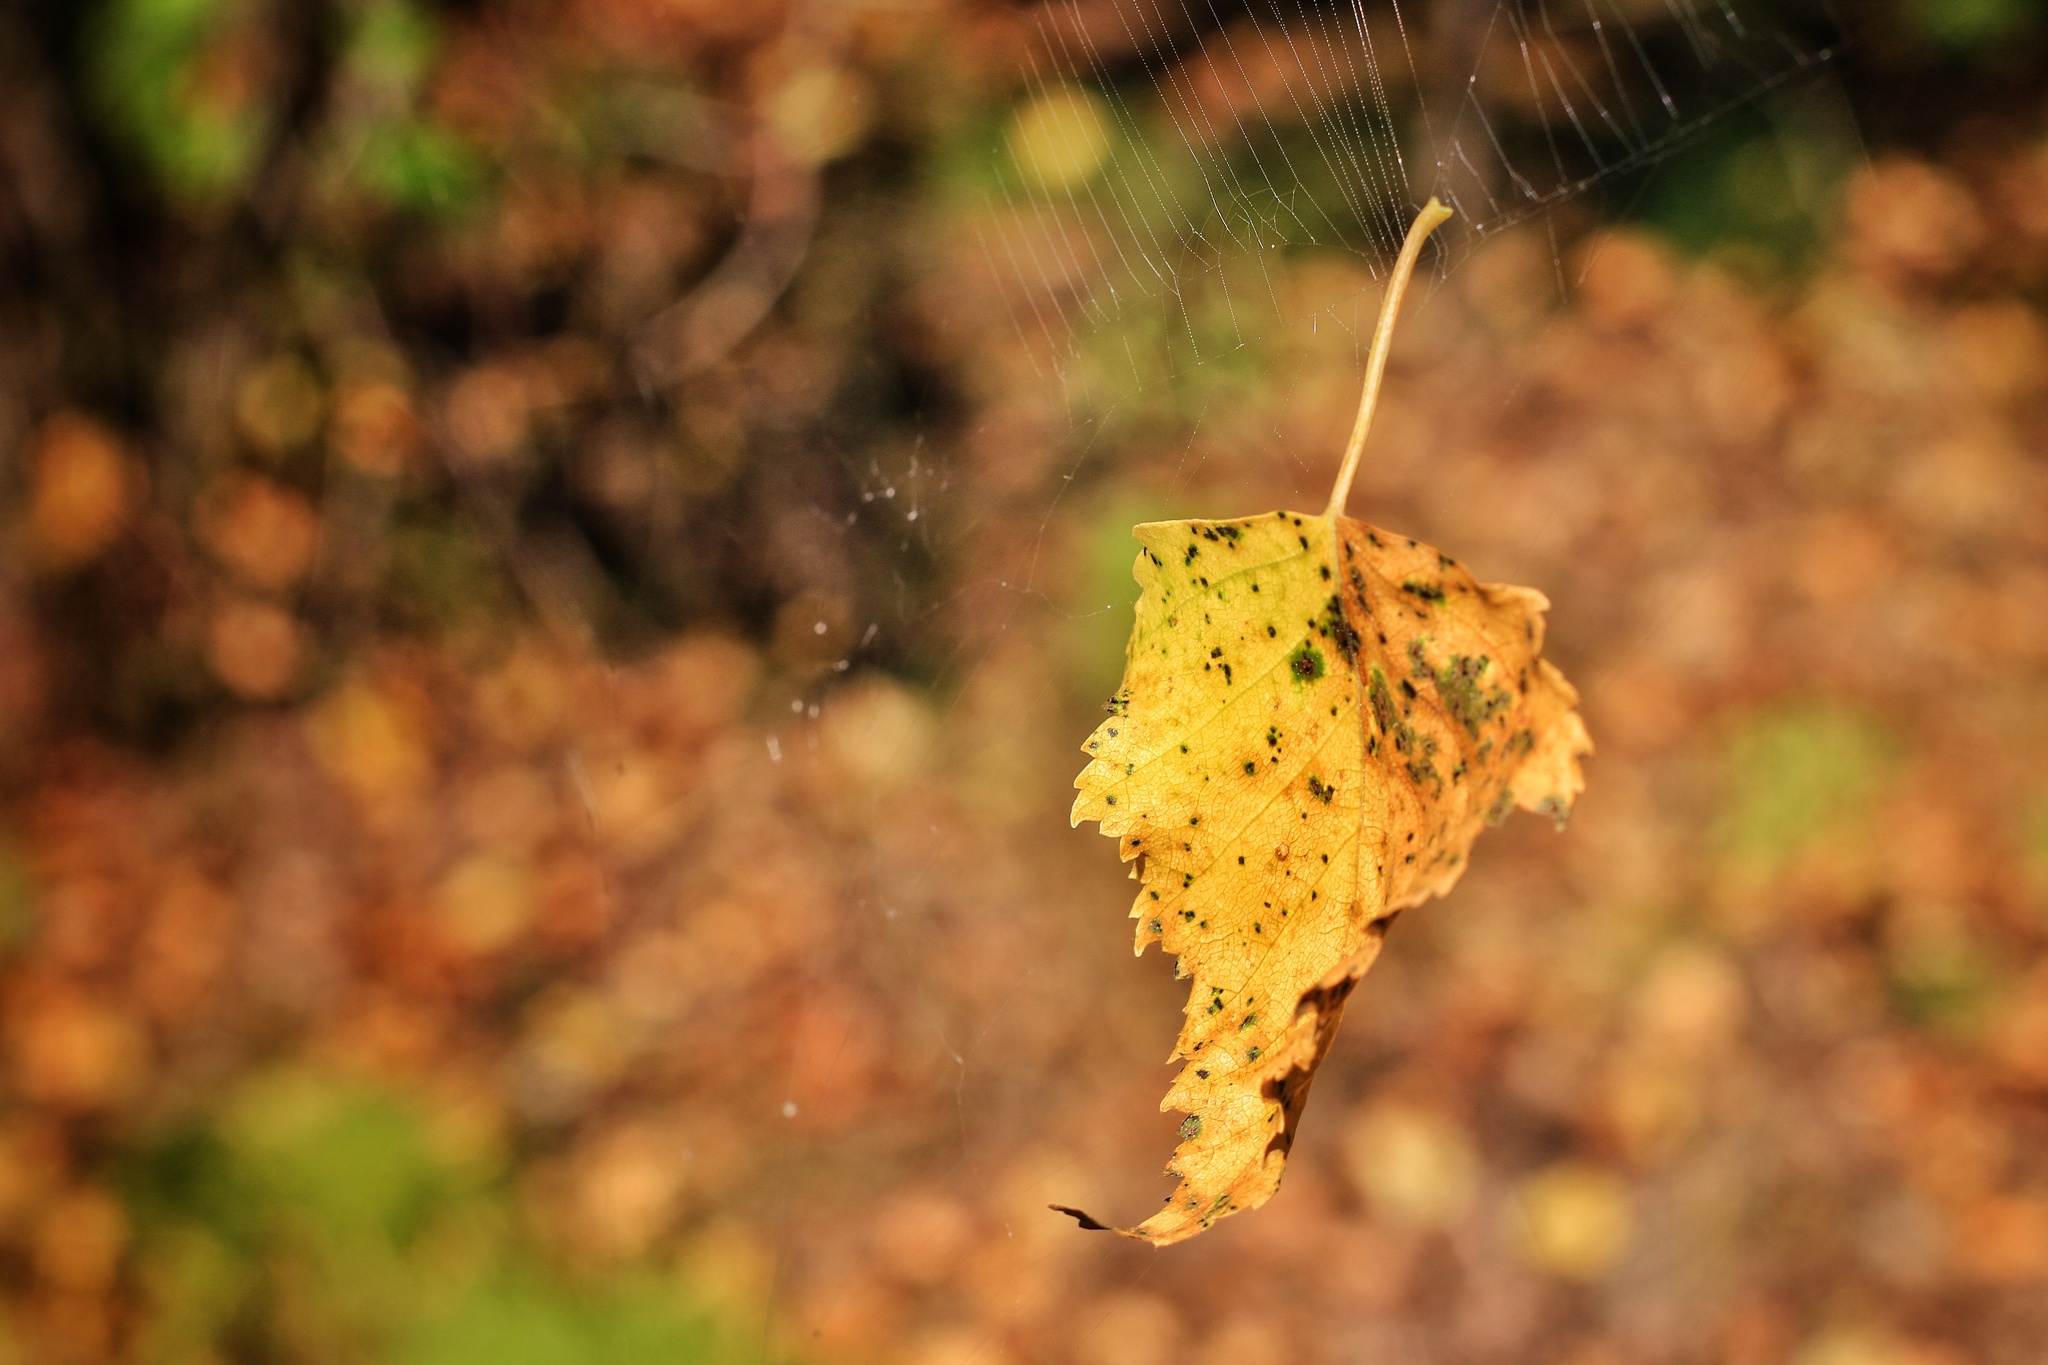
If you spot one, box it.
[980,0,1839,391]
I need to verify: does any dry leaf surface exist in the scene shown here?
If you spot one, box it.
[1069,510,1589,1244]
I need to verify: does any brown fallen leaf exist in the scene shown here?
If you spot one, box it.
[1063,201,1591,1245]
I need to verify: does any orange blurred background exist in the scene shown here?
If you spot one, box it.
[1,1,2047,1362]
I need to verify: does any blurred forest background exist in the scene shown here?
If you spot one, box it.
[3,0,2048,1362]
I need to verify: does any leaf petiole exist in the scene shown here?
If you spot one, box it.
[1324,197,1454,520]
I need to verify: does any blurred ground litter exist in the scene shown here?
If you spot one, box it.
[1,1,2047,1363]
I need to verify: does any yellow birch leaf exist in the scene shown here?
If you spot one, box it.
[1059,201,1591,1246]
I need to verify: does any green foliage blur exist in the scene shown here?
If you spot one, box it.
[93,0,276,207]
[127,1074,733,1365]
[94,0,482,216]
[1717,703,1898,874]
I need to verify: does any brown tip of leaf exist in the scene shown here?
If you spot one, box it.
[1050,1204,1114,1231]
